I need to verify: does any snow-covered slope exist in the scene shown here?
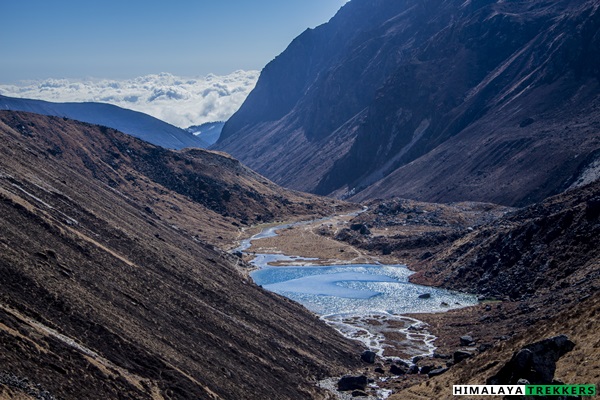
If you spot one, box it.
[0,95,209,149]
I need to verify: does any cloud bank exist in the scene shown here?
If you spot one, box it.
[0,71,259,128]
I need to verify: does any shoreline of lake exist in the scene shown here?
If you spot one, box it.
[237,215,479,361]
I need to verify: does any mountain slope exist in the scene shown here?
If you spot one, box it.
[410,180,600,301]
[0,95,209,149]
[387,180,600,399]
[216,0,600,207]
[323,171,599,398]
[0,111,361,399]
[187,122,225,146]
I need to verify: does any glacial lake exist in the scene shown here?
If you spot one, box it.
[251,263,477,316]
[244,220,479,359]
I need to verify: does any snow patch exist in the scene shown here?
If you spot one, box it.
[570,155,600,189]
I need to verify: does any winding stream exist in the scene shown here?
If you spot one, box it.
[239,216,478,361]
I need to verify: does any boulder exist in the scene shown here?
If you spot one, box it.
[487,335,575,385]
[418,293,431,299]
[428,367,449,378]
[407,364,419,374]
[478,343,493,353]
[460,335,474,346]
[337,375,368,392]
[420,365,434,375]
[390,364,407,375]
[350,223,371,235]
[453,350,473,363]
[360,350,376,364]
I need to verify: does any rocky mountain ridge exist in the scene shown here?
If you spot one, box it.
[415,180,600,302]
[334,180,599,304]
[217,0,600,207]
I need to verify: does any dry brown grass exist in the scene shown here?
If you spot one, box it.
[244,213,400,265]
[390,294,600,399]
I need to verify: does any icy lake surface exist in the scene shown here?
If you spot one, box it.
[251,263,477,316]
[243,218,478,360]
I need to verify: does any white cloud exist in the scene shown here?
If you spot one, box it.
[0,71,259,128]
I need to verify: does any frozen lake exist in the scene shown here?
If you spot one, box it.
[251,263,477,316]
[243,218,478,359]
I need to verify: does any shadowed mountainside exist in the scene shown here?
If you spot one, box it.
[386,182,600,398]
[335,180,599,305]
[0,111,362,399]
[187,122,224,146]
[217,0,600,207]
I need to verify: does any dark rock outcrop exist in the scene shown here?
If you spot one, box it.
[337,375,368,392]
[487,335,576,385]
[360,350,376,364]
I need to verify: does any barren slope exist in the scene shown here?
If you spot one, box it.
[323,182,599,396]
[0,111,362,400]
[390,293,600,400]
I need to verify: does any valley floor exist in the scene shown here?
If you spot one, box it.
[237,196,600,399]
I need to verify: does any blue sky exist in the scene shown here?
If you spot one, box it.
[1,0,348,82]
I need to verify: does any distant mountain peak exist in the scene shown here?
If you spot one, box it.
[0,94,209,149]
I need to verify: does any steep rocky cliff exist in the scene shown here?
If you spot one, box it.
[217,0,600,207]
